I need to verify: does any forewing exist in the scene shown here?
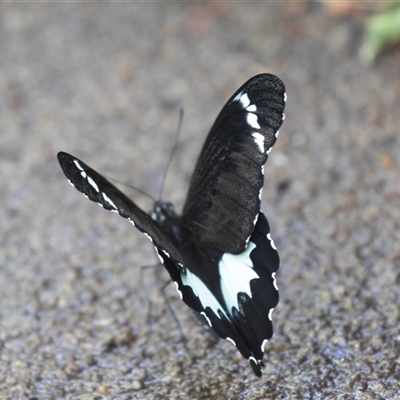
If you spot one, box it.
[182,74,286,254]
[57,152,180,261]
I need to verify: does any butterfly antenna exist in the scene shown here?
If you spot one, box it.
[158,107,184,201]
[105,175,157,203]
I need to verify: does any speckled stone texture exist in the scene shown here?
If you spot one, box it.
[1,2,399,399]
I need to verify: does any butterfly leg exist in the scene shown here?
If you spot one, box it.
[160,280,190,351]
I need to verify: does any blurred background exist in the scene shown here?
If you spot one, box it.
[0,2,399,398]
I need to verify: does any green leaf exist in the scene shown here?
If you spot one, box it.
[360,3,400,64]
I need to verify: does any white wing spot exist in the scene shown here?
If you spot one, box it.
[226,337,236,347]
[267,233,277,250]
[181,270,227,318]
[284,92,287,102]
[143,233,153,242]
[174,281,183,300]
[219,242,259,313]
[282,113,286,121]
[68,179,75,187]
[247,113,260,129]
[162,249,170,258]
[87,176,99,192]
[97,202,103,208]
[252,212,259,227]
[73,159,84,171]
[247,104,257,112]
[155,248,164,264]
[272,272,278,291]
[268,308,274,321]
[201,311,212,327]
[80,171,87,178]
[128,218,135,226]
[102,192,117,209]
[237,92,250,108]
[261,339,268,352]
[275,130,280,138]
[252,132,264,153]
[249,356,257,366]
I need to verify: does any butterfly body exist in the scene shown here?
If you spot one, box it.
[58,74,286,377]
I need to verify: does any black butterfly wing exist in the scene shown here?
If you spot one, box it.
[58,74,286,377]
[163,211,279,377]
[182,74,286,255]
[57,152,181,262]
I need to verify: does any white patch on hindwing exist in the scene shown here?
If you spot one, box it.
[181,269,227,319]
[268,308,274,321]
[249,356,258,367]
[201,311,212,327]
[218,241,259,313]
[267,233,277,250]
[174,281,183,300]
[261,339,268,352]
[272,272,278,291]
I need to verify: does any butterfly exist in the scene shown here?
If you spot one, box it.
[58,73,286,377]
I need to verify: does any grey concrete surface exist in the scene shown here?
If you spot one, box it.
[1,3,399,399]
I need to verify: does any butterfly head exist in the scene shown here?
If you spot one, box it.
[149,201,177,223]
